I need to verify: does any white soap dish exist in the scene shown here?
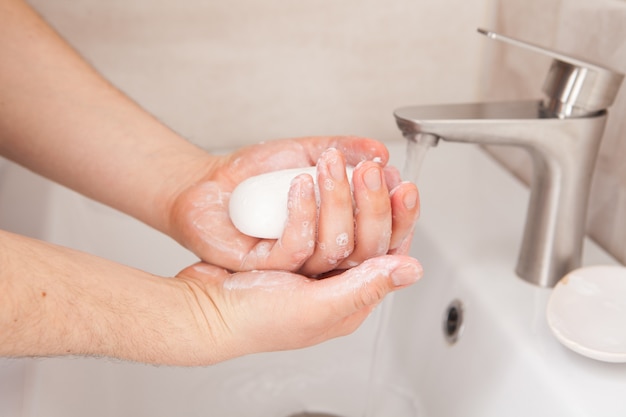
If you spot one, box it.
[547,265,626,363]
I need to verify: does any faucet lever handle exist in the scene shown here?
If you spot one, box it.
[478,28,624,117]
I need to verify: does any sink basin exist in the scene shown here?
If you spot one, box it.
[1,141,625,416]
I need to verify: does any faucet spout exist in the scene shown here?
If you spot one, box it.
[395,100,608,287]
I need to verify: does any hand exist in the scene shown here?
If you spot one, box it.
[168,136,420,275]
[174,255,423,364]
[0,229,421,366]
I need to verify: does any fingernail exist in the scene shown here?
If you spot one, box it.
[403,189,418,210]
[391,262,422,286]
[364,166,382,191]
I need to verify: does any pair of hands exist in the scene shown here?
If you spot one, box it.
[0,0,419,365]
[170,136,420,275]
[160,136,422,363]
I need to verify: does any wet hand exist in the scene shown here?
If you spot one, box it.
[174,255,423,364]
[168,136,420,275]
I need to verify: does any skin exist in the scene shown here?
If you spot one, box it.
[169,141,420,275]
[0,230,421,365]
[0,0,422,365]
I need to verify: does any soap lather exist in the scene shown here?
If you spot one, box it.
[229,166,354,239]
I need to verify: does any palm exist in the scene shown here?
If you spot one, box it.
[174,254,422,363]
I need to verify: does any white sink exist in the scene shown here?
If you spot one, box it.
[1,141,625,416]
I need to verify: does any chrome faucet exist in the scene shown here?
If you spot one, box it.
[394,29,624,287]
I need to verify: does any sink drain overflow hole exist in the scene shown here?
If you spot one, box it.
[443,299,464,344]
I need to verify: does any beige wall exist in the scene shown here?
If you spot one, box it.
[482,0,626,265]
[25,0,625,264]
[28,0,492,151]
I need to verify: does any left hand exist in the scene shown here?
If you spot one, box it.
[167,136,419,276]
[172,254,423,364]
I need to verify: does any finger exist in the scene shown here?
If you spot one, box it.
[311,255,423,319]
[300,148,354,275]
[338,161,392,268]
[332,136,390,167]
[389,182,420,251]
[389,229,414,256]
[295,136,390,168]
[383,165,402,191]
[241,174,317,271]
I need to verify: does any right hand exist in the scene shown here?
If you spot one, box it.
[167,136,420,276]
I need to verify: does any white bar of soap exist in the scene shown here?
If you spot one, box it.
[229,166,353,239]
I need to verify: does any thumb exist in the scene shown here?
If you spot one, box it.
[314,255,423,317]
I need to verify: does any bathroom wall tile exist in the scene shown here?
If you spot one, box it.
[483,0,626,265]
[28,0,491,150]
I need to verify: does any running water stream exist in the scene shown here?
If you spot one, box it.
[403,133,439,184]
[362,135,437,417]
[362,295,396,417]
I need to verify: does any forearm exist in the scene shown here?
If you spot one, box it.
[0,230,212,365]
[0,0,215,232]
